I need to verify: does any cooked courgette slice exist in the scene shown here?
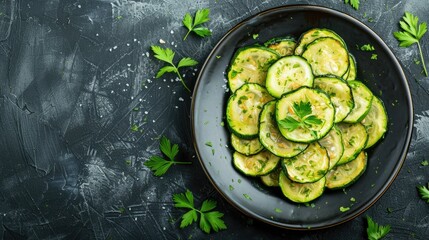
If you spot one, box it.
[264,37,297,56]
[227,46,279,92]
[318,125,344,170]
[336,123,368,165]
[259,101,308,158]
[345,54,357,81]
[276,87,335,143]
[260,167,281,187]
[233,150,280,176]
[325,151,367,189]
[266,56,314,98]
[231,134,264,156]
[227,83,274,139]
[302,37,349,77]
[313,76,354,123]
[343,81,374,123]
[295,28,346,55]
[282,142,330,183]
[361,96,388,148]
[279,171,326,203]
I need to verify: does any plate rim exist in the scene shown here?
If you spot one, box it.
[191,4,414,230]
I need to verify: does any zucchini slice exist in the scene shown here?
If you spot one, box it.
[326,151,367,189]
[279,171,326,203]
[259,101,308,158]
[266,56,314,98]
[226,83,274,139]
[276,87,335,143]
[282,142,330,183]
[227,46,279,92]
[264,37,297,56]
[313,76,354,123]
[345,54,357,81]
[231,134,264,156]
[260,167,281,187]
[343,81,374,123]
[318,125,344,170]
[302,37,349,77]
[295,28,346,56]
[361,96,388,148]
[233,150,280,176]
[336,123,368,165]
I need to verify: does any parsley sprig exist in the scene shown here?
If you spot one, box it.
[417,183,429,203]
[394,12,428,76]
[151,46,198,92]
[278,101,322,132]
[144,136,191,176]
[366,216,391,240]
[182,8,211,40]
[345,0,359,10]
[173,190,227,234]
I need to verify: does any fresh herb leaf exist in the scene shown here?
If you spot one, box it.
[339,206,350,212]
[371,54,378,60]
[417,183,429,203]
[366,216,391,240]
[345,0,360,10]
[173,190,227,234]
[144,136,191,176]
[421,160,429,166]
[394,12,428,76]
[151,46,198,92]
[360,44,375,51]
[183,8,211,40]
[278,101,323,132]
[252,34,259,39]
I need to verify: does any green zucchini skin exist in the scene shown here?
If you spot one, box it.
[279,171,326,203]
[302,37,349,77]
[361,96,388,148]
[325,151,367,190]
[343,80,374,123]
[259,101,308,158]
[226,83,274,139]
[233,150,280,177]
[227,46,279,92]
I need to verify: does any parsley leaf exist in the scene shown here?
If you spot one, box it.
[183,8,211,40]
[173,190,227,234]
[345,0,360,10]
[360,44,375,51]
[151,46,198,92]
[144,136,191,176]
[417,183,429,203]
[278,101,323,132]
[366,216,391,240]
[393,12,428,76]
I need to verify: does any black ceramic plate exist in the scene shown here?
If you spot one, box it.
[191,5,413,230]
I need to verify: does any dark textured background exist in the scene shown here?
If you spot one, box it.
[0,0,428,239]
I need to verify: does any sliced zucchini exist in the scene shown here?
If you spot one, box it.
[231,134,264,156]
[295,28,346,56]
[276,87,335,143]
[233,150,280,176]
[266,56,314,98]
[343,81,374,123]
[279,171,326,203]
[227,46,279,92]
[345,54,357,81]
[326,151,367,189]
[336,123,368,165]
[259,101,308,158]
[260,167,281,187]
[313,76,354,123]
[264,37,297,56]
[361,96,388,148]
[226,83,274,139]
[282,142,330,183]
[302,37,349,77]
[318,125,344,170]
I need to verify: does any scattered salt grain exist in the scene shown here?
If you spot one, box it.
[159,39,166,44]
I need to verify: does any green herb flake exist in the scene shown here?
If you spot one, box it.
[360,44,375,51]
[421,160,428,166]
[274,208,282,213]
[252,34,259,39]
[131,124,140,132]
[243,194,252,200]
[205,141,213,147]
[229,185,234,191]
[340,206,350,212]
[371,54,378,60]
[386,207,393,213]
[350,197,356,202]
